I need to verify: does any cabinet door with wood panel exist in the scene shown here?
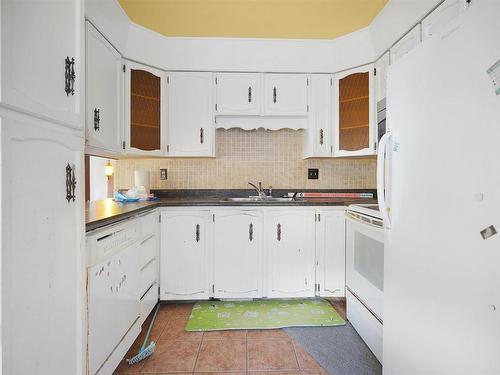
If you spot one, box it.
[160,210,211,300]
[124,61,166,155]
[333,64,375,157]
[1,114,83,375]
[1,0,83,130]
[304,74,333,158]
[263,74,309,116]
[213,210,263,299]
[86,22,123,154]
[215,73,261,115]
[316,210,346,298]
[167,72,214,157]
[266,210,316,298]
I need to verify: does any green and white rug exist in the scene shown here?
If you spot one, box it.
[185,298,345,331]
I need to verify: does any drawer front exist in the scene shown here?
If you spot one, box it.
[140,211,158,237]
[140,282,159,324]
[140,234,157,269]
[141,258,158,296]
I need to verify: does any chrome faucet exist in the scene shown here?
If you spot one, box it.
[248,182,272,198]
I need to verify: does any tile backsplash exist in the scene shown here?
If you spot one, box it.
[114,128,376,190]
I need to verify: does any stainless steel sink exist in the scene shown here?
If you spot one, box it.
[220,197,293,203]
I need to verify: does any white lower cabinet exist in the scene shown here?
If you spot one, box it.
[266,210,316,298]
[160,210,211,300]
[316,210,346,297]
[213,210,264,299]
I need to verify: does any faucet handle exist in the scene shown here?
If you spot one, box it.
[268,186,273,197]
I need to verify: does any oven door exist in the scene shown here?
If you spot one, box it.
[345,210,385,321]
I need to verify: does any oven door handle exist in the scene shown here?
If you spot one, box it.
[345,211,384,229]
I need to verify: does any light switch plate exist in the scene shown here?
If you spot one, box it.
[308,168,319,180]
[160,169,168,180]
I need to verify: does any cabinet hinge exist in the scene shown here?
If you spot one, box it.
[318,213,321,222]
[374,142,377,151]
[215,77,218,84]
[330,77,333,86]
[212,284,215,293]
[330,145,333,153]
[307,78,309,86]
[214,117,217,124]
[122,141,126,150]
[159,215,161,223]
[307,104,309,112]
[213,214,215,222]
[167,76,169,84]
[122,64,125,73]
[318,283,321,292]
[374,67,377,76]
[215,103,218,111]
[167,144,170,153]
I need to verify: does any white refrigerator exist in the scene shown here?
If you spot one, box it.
[379,1,500,374]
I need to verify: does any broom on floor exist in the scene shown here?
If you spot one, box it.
[127,303,161,365]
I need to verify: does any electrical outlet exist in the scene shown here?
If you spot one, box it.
[160,169,168,180]
[308,168,319,180]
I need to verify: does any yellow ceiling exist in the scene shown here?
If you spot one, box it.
[118,0,388,40]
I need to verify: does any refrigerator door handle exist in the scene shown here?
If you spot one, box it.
[377,131,392,228]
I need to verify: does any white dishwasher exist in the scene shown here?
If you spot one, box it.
[87,220,141,375]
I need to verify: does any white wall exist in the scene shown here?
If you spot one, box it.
[89,156,115,201]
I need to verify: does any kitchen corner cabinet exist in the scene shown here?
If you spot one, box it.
[264,74,309,116]
[124,61,166,155]
[86,22,123,154]
[215,73,261,115]
[267,210,316,298]
[160,210,211,300]
[2,114,83,375]
[304,74,333,158]
[333,65,376,157]
[316,210,346,297]
[390,24,422,64]
[1,0,83,130]
[167,72,214,157]
[374,52,390,104]
[213,210,264,299]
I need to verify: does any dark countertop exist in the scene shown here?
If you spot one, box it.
[86,189,377,232]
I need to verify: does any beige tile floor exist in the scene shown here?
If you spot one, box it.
[114,300,346,375]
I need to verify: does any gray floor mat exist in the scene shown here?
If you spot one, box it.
[285,323,382,375]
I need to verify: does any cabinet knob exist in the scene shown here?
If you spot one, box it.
[249,223,254,241]
[319,129,324,145]
[200,128,204,144]
[195,224,200,242]
[94,108,100,131]
[65,163,76,203]
[273,87,277,103]
[248,87,252,103]
[277,223,281,241]
[64,56,76,96]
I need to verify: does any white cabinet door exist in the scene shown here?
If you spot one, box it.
[422,0,466,41]
[213,210,263,299]
[124,61,166,155]
[263,74,308,116]
[1,0,83,130]
[390,24,422,64]
[160,210,211,300]
[215,73,261,115]
[167,72,214,157]
[375,52,390,103]
[316,210,346,298]
[1,114,83,375]
[304,74,333,158]
[333,64,376,157]
[86,23,122,153]
[267,210,316,298]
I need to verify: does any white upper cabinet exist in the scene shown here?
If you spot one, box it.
[422,0,467,41]
[86,23,122,154]
[213,210,263,299]
[264,74,309,116]
[1,0,83,130]
[160,210,211,300]
[390,24,422,64]
[124,61,166,155]
[167,72,214,157]
[267,210,316,298]
[304,74,333,158]
[215,73,261,115]
[316,210,346,298]
[333,64,376,157]
[374,52,390,103]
